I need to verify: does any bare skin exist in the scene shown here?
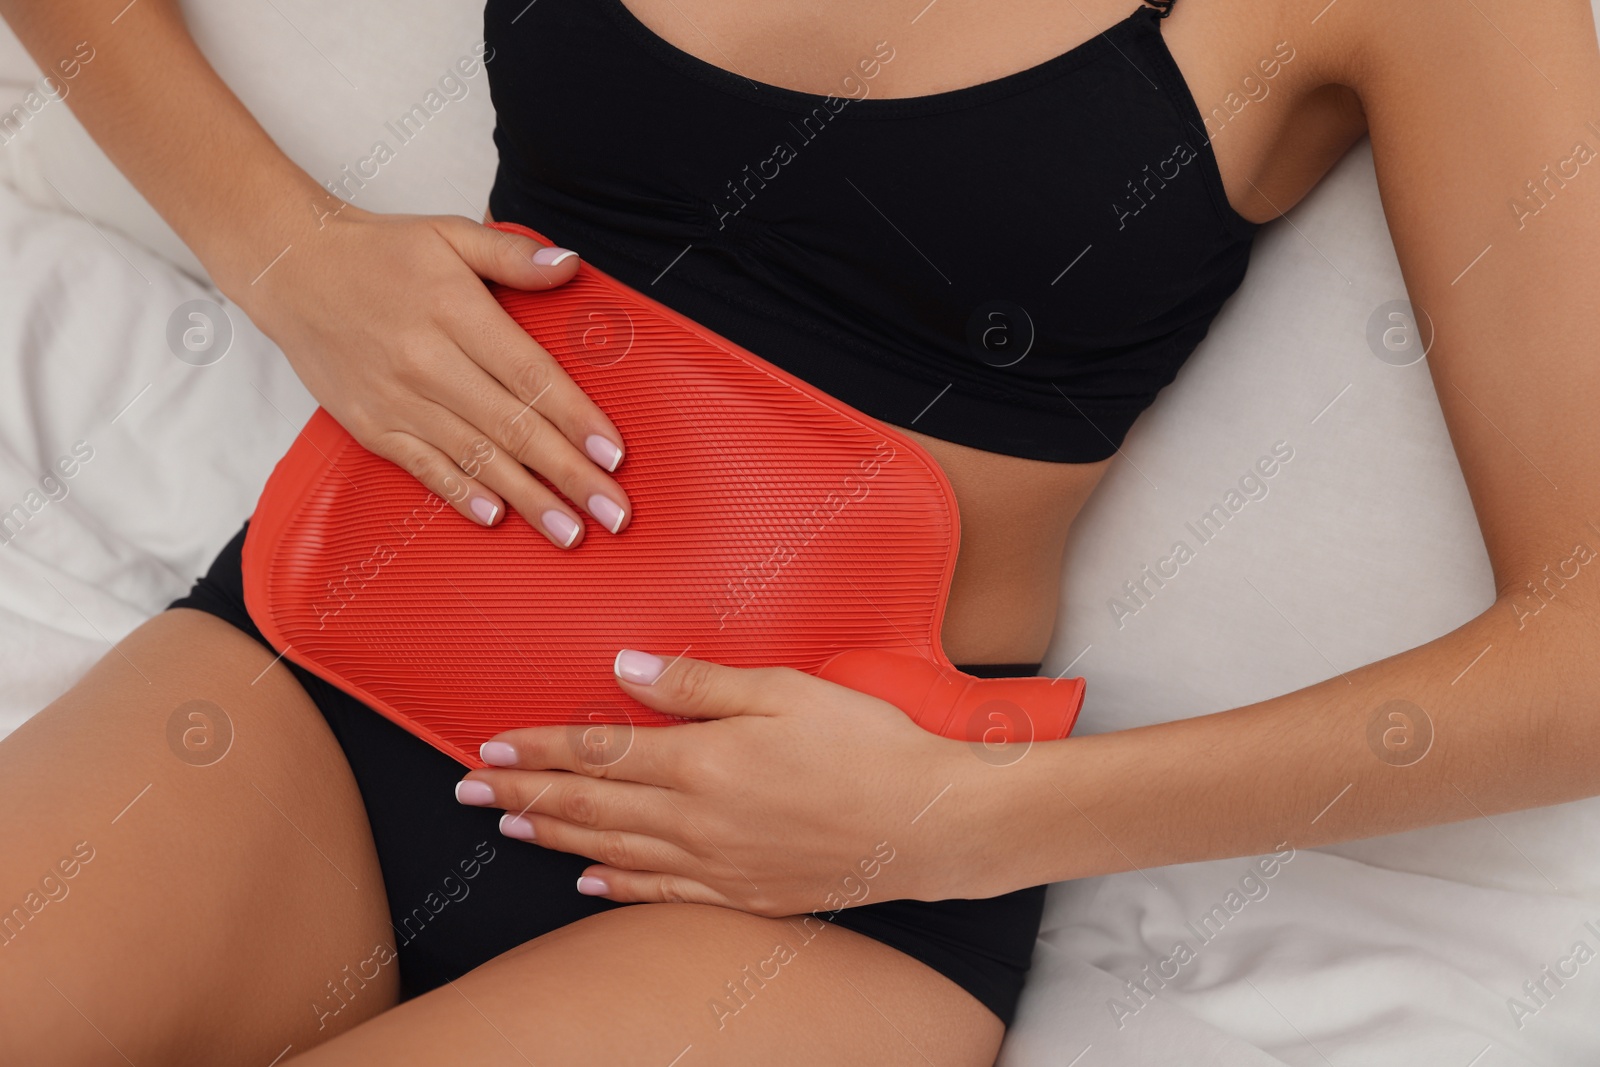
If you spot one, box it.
[0,0,1388,1063]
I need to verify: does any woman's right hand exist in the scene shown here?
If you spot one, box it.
[231,204,628,549]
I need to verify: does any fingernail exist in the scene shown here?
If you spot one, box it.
[455,780,495,805]
[588,494,626,534]
[541,509,581,547]
[500,814,536,841]
[614,648,665,685]
[584,434,623,472]
[480,741,518,766]
[532,246,578,267]
[576,875,609,896]
[468,495,500,526]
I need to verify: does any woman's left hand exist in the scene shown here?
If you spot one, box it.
[455,649,1017,917]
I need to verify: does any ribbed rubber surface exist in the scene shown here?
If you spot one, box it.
[242,222,988,768]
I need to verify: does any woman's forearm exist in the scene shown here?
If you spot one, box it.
[0,0,331,298]
[3,1,624,539]
[985,590,1600,891]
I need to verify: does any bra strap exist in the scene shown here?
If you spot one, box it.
[1142,0,1176,17]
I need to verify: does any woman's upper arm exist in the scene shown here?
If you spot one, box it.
[0,0,329,294]
[1332,0,1600,600]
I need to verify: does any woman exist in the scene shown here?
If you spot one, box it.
[2,0,1597,1062]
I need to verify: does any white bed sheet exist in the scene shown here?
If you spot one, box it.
[0,178,314,731]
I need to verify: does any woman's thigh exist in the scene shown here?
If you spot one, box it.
[0,608,397,1066]
[286,901,1006,1067]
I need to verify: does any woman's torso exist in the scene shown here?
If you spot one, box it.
[484,0,1369,664]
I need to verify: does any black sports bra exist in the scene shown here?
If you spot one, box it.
[483,0,1262,463]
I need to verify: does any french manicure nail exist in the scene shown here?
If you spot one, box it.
[480,741,518,766]
[542,509,581,547]
[500,814,536,841]
[588,494,625,534]
[576,875,609,895]
[614,648,665,685]
[585,434,623,472]
[532,246,578,267]
[468,495,500,526]
[455,780,494,805]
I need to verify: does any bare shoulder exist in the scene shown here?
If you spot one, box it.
[1160,0,1598,226]
[1321,0,1598,102]
[1160,0,1371,222]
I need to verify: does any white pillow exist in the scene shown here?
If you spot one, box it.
[0,10,38,83]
